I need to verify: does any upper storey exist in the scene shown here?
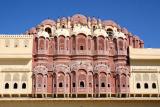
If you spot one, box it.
[26,14,144,48]
[26,14,126,38]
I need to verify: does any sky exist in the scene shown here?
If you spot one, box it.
[0,0,160,48]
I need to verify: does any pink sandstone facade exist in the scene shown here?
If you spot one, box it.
[26,14,144,98]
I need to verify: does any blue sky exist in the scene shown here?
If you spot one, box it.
[0,0,160,48]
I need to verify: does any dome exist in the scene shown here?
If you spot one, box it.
[122,27,129,34]
[41,19,56,26]
[93,29,108,37]
[55,28,70,37]
[102,20,118,27]
[60,17,67,23]
[28,27,37,34]
[71,14,87,25]
[37,30,49,38]
[113,31,126,39]
[117,25,121,30]
[60,17,67,26]
[91,17,98,25]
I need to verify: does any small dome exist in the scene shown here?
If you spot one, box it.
[93,29,108,37]
[113,31,126,39]
[102,20,118,27]
[41,19,56,26]
[60,17,67,25]
[122,27,129,34]
[61,17,67,22]
[71,14,87,25]
[28,27,37,34]
[134,35,140,40]
[91,17,98,25]
[117,25,121,30]
[37,30,49,38]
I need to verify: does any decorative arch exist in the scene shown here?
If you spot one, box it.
[53,64,70,73]
[45,27,52,36]
[33,65,48,75]
[70,61,93,72]
[58,35,65,50]
[33,64,48,93]
[115,66,130,93]
[39,37,45,50]
[66,73,71,93]
[78,69,87,88]
[93,36,97,50]
[57,72,65,88]
[98,36,105,50]
[77,33,86,50]
[94,64,110,74]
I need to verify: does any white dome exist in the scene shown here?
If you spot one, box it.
[55,28,70,37]
[72,25,91,36]
[37,30,49,38]
[93,29,108,37]
[113,31,126,39]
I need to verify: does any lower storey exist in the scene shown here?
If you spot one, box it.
[0,98,160,107]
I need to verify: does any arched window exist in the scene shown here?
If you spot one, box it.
[108,84,110,87]
[59,82,63,87]
[152,83,156,89]
[101,82,105,87]
[39,38,45,50]
[98,36,104,50]
[45,27,52,35]
[5,83,9,89]
[93,26,96,31]
[62,25,65,28]
[73,83,76,87]
[13,83,18,89]
[80,81,85,87]
[136,83,141,89]
[77,34,86,50]
[144,83,148,89]
[119,40,123,50]
[59,36,65,50]
[106,28,113,36]
[80,45,84,50]
[22,83,26,89]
